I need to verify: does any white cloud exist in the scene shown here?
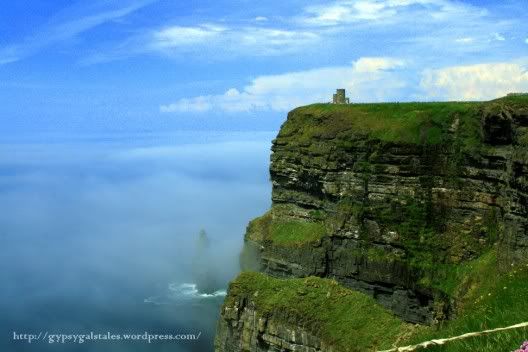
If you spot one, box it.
[160,57,407,113]
[82,22,320,64]
[455,37,474,44]
[152,24,226,48]
[453,33,506,46]
[352,57,405,72]
[148,24,318,56]
[525,38,528,44]
[160,88,269,113]
[300,0,396,26]
[81,0,504,65]
[160,96,213,113]
[297,0,482,26]
[241,28,318,51]
[420,62,528,100]
[493,33,505,41]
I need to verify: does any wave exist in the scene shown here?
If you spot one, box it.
[169,283,227,298]
[144,282,226,305]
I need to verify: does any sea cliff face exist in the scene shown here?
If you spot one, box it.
[215,96,528,352]
[215,295,325,352]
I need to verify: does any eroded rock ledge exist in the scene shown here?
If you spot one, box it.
[215,273,411,352]
[215,298,325,352]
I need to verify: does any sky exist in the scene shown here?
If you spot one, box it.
[0,0,527,134]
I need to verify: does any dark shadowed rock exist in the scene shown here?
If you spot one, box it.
[482,104,513,145]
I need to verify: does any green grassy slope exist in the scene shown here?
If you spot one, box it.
[246,210,327,246]
[228,249,528,352]
[405,249,528,351]
[225,272,414,352]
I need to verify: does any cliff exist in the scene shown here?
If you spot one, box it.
[215,95,528,352]
[215,272,413,352]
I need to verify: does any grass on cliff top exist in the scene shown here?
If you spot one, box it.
[226,271,413,352]
[278,101,480,146]
[278,95,528,147]
[494,93,528,106]
[246,211,326,246]
[404,249,528,352]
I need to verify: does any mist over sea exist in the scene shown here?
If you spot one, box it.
[0,131,274,352]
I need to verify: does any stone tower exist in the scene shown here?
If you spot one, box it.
[332,89,350,104]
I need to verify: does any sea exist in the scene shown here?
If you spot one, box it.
[0,130,274,352]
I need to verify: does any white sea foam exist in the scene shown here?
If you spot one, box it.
[143,297,169,305]
[144,282,226,305]
[169,283,226,298]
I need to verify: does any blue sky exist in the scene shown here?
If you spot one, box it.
[0,0,527,134]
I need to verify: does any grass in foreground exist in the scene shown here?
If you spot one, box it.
[229,247,528,351]
[226,271,413,352]
[404,249,528,352]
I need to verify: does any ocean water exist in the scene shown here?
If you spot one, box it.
[0,131,274,352]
